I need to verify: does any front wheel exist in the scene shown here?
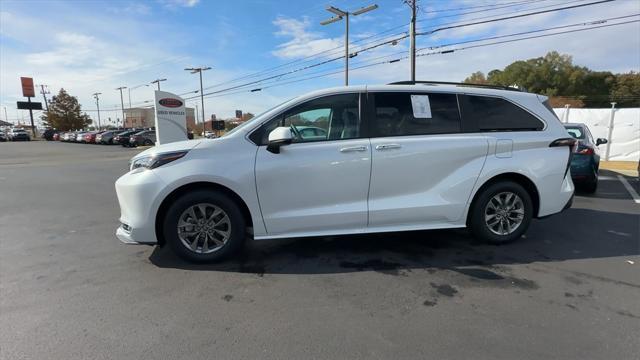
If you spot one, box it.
[163,190,246,262]
[468,181,533,244]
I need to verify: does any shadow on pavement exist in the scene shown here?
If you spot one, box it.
[149,207,639,276]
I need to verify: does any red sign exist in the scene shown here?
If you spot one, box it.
[159,98,183,108]
[20,77,35,97]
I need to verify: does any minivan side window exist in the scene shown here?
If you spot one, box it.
[371,92,461,137]
[461,95,544,131]
[249,93,360,145]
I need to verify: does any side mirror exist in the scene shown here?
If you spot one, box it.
[266,127,293,154]
[596,138,608,146]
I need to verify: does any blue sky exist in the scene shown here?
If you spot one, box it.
[1,0,639,125]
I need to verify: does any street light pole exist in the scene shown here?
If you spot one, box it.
[116,86,127,128]
[93,92,102,129]
[185,67,211,131]
[151,78,167,91]
[321,4,378,86]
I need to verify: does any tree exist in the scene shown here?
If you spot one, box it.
[464,51,638,107]
[611,72,640,107]
[41,88,91,130]
[463,71,487,84]
[241,112,255,121]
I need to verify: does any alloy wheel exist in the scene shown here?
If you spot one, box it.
[177,203,231,254]
[484,192,525,236]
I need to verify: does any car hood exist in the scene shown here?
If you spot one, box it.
[131,139,202,160]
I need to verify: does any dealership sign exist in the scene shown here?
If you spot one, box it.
[20,77,35,97]
[154,91,188,145]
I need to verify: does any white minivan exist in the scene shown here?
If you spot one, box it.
[115,82,575,262]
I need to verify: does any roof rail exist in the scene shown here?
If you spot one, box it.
[387,80,522,92]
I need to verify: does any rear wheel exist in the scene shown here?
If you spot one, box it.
[469,181,533,244]
[143,139,153,146]
[163,190,246,262]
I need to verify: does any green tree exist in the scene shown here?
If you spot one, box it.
[41,88,91,130]
[465,51,638,107]
[611,72,640,107]
[463,71,488,84]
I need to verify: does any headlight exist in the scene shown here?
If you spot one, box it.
[130,151,189,171]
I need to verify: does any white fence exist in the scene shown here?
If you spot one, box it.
[553,107,640,161]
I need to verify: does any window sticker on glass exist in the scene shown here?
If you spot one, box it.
[410,95,432,118]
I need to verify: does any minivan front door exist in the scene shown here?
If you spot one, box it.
[367,92,489,230]
[254,93,371,237]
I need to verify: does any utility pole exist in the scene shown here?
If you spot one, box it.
[3,106,8,124]
[151,78,167,91]
[185,67,211,131]
[407,0,417,81]
[321,4,378,86]
[93,92,102,129]
[116,86,127,128]
[39,84,50,112]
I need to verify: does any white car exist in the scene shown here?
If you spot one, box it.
[115,83,575,262]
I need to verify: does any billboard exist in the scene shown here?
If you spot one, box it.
[20,77,35,97]
[154,90,187,145]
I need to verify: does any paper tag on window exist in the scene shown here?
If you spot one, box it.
[411,95,432,118]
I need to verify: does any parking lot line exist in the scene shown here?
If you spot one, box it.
[617,175,640,204]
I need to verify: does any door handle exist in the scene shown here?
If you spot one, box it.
[339,146,368,153]
[375,144,402,150]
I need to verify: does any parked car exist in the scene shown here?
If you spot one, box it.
[84,131,106,144]
[53,133,60,141]
[75,132,88,143]
[61,132,74,142]
[114,130,138,146]
[8,128,30,141]
[97,131,117,144]
[42,129,58,141]
[129,130,156,147]
[564,123,607,193]
[116,82,576,263]
[0,132,7,142]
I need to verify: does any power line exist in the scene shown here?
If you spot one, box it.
[422,14,640,51]
[421,0,546,19]
[418,0,615,34]
[420,0,542,14]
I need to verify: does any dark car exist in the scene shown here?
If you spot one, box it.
[129,130,156,147]
[0,131,7,142]
[564,123,608,193]
[8,128,30,141]
[113,130,139,147]
[42,129,58,141]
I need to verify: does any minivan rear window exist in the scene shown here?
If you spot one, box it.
[461,95,544,132]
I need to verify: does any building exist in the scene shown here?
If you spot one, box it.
[124,107,196,129]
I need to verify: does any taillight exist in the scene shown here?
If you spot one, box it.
[550,138,577,178]
[575,146,594,155]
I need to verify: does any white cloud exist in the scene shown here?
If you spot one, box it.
[271,16,342,59]
[158,0,200,9]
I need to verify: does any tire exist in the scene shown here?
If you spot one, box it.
[143,139,153,146]
[163,190,246,263]
[468,181,533,244]
[582,176,598,193]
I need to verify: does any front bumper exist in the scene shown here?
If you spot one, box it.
[115,168,167,245]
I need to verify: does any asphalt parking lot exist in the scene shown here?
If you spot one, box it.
[1,141,639,360]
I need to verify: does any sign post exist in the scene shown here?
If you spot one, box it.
[154,90,188,145]
[20,77,38,137]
